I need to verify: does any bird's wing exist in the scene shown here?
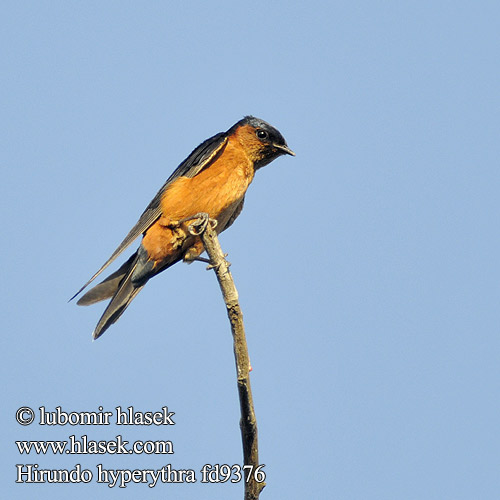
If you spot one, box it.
[71,132,228,300]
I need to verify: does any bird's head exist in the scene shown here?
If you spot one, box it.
[229,116,295,169]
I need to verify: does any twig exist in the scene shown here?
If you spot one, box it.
[187,213,265,500]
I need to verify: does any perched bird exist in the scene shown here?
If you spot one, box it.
[72,116,294,339]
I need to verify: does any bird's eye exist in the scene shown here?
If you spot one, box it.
[256,129,268,140]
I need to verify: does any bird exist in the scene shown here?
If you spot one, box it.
[72,116,294,339]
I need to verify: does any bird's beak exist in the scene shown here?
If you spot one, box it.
[274,143,295,156]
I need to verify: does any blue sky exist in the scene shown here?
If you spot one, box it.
[2,1,499,499]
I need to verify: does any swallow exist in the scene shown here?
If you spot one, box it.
[72,116,294,339]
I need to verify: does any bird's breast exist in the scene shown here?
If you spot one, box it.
[143,139,255,264]
[161,138,255,222]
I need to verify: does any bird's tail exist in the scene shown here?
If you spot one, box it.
[76,254,137,306]
[77,252,145,339]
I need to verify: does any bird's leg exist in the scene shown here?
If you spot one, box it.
[180,212,218,235]
[190,256,211,264]
[179,213,219,268]
[187,254,232,271]
[205,253,231,270]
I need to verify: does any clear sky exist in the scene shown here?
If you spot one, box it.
[2,1,499,499]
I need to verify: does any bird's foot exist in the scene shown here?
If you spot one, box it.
[180,212,218,236]
[204,253,231,271]
[189,256,211,265]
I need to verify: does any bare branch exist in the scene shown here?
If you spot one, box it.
[188,214,265,500]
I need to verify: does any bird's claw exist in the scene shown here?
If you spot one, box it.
[206,253,230,271]
[182,212,218,236]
